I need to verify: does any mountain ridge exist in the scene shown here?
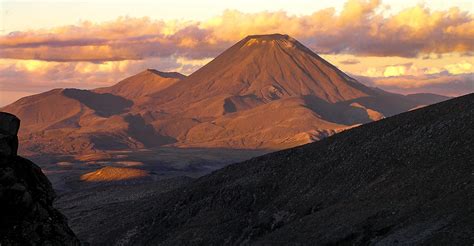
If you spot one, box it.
[1,34,450,154]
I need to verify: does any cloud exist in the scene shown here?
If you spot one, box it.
[354,72,473,96]
[0,17,227,62]
[0,57,195,94]
[339,58,361,65]
[354,58,473,96]
[383,64,409,77]
[1,1,473,62]
[363,61,473,78]
[445,61,473,75]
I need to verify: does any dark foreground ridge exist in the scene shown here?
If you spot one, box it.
[0,112,79,245]
[116,94,473,245]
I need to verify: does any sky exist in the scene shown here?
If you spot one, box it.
[0,0,473,106]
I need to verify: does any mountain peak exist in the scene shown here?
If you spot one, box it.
[241,33,300,48]
[93,69,185,100]
[245,33,291,41]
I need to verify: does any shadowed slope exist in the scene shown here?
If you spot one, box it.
[1,89,85,133]
[62,89,132,117]
[114,93,473,245]
[1,89,132,132]
[344,90,450,117]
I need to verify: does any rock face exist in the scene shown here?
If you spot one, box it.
[0,112,19,156]
[111,94,473,245]
[0,112,79,245]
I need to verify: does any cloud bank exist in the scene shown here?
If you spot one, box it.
[1,0,473,62]
[356,73,473,96]
[0,0,472,106]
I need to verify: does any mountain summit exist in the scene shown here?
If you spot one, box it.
[2,34,448,154]
[143,33,371,114]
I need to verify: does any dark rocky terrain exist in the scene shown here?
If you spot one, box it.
[0,112,79,245]
[100,93,473,245]
[55,176,193,244]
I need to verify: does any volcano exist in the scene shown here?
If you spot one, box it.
[142,34,371,110]
[2,34,448,154]
[134,34,447,149]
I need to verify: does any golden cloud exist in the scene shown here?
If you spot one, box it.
[1,1,473,62]
[445,61,473,75]
[363,61,473,78]
[353,58,472,95]
[355,73,473,96]
[0,56,197,94]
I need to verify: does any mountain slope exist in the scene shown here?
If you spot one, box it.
[108,93,473,245]
[178,97,351,149]
[1,88,132,132]
[1,88,173,155]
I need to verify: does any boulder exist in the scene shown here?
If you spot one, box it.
[0,112,20,136]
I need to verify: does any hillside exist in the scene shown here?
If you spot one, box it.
[102,93,473,245]
[1,88,174,155]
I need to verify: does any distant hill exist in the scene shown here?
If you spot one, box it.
[1,88,174,155]
[94,69,185,100]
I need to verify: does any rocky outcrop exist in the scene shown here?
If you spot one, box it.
[0,112,79,245]
[0,112,19,156]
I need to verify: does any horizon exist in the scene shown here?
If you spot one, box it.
[0,0,473,106]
